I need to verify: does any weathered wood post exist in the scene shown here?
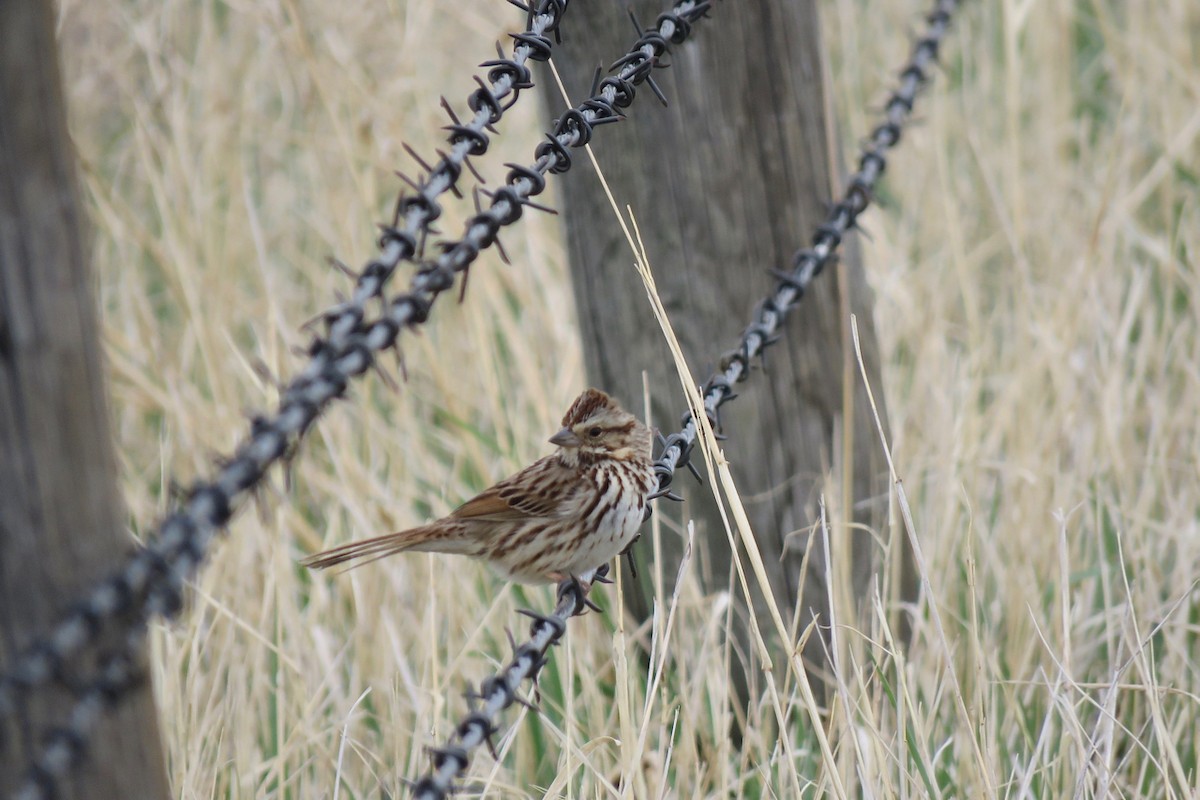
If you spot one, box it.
[540,0,911,696]
[0,0,171,794]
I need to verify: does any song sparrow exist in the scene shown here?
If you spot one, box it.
[302,388,656,584]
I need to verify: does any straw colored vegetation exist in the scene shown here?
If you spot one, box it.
[60,0,1199,796]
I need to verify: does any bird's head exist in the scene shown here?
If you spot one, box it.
[550,388,652,465]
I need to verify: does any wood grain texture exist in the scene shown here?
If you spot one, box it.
[539,0,912,688]
[0,0,170,794]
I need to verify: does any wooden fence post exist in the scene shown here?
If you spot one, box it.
[0,0,171,795]
[540,0,913,697]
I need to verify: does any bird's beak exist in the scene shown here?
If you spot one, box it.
[549,426,581,447]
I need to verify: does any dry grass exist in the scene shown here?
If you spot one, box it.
[58,0,1200,796]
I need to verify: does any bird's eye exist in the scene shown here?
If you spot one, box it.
[588,426,602,438]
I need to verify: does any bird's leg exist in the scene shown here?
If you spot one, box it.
[620,537,640,579]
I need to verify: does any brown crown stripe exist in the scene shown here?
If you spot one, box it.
[561,388,618,426]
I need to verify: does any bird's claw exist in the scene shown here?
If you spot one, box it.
[557,573,601,615]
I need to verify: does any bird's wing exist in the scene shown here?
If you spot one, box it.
[451,456,576,522]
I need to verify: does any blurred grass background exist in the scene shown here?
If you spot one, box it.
[58,0,1200,796]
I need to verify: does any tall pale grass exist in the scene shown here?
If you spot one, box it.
[60,0,1200,796]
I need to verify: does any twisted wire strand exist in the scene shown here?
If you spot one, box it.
[345,0,570,315]
[7,565,196,799]
[9,627,148,800]
[2,0,711,794]
[410,571,604,800]
[649,0,962,504]
[398,0,711,304]
[0,0,568,719]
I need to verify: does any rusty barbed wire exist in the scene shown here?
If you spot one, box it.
[648,0,961,509]
[0,0,714,795]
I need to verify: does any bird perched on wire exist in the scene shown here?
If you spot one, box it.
[302,388,656,585]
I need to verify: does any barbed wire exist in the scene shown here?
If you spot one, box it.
[0,0,713,795]
[343,0,570,312]
[0,0,570,720]
[2,0,576,717]
[409,569,605,800]
[401,0,711,308]
[648,0,961,509]
[9,627,148,800]
[2,0,567,793]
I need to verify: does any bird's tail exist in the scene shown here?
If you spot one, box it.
[301,523,473,571]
